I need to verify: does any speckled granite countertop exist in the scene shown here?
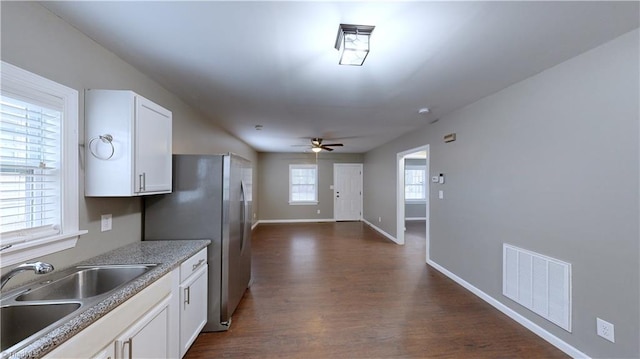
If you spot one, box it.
[4,239,210,359]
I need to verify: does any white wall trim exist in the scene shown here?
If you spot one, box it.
[405,217,427,221]
[257,219,336,225]
[362,219,400,244]
[426,259,590,359]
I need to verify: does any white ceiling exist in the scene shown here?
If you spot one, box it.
[42,1,639,153]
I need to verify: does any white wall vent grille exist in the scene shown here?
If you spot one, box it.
[503,244,571,332]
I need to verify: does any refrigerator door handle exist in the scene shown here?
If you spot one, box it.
[240,180,247,253]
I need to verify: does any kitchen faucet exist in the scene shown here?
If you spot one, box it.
[1,262,54,290]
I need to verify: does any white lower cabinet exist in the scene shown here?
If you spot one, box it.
[115,296,170,359]
[176,247,208,358]
[92,346,115,359]
[179,264,207,357]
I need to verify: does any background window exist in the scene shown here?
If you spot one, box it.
[289,164,317,204]
[405,166,426,200]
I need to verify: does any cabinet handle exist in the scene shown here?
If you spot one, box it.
[138,172,146,191]
[122,338,133,359]
[192,259,205,272]
[184,286,190,308]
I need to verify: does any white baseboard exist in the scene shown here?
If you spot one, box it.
[251,221,259,231]
[405,217,426,221]
[362,219,400,244]
[426,259,589,359]
[256,219,336,225]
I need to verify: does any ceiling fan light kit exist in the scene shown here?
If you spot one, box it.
[309,138,344,152]
[334,24,375,66]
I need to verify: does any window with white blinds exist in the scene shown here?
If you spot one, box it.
[1,95,62,242]
[289,164,318,204]
[0,61,84,268]
[405,166,426,200]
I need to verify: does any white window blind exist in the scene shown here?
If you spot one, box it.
[1,95,62,243]
[405,166,426,200]
[289,164,317,203]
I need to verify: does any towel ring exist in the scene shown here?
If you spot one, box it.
[89,134,115,160]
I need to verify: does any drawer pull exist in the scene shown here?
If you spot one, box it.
[122,337,133,359]
[192,259,205,271]
[184,286,190,308]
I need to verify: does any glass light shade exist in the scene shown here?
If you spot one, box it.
[335,24,374,66]
[311,147,322,153]
[339,33,370,66]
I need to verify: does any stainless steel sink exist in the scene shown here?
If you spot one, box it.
[0,303,81,351]
[16,265,154,301]
[1,263,157,356]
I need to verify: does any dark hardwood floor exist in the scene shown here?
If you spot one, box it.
[185,221,567,358]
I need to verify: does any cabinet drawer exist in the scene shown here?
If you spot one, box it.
[180,248,207,282]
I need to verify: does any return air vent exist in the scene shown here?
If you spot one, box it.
[503,244,571,332]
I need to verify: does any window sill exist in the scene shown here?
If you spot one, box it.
[0,230,88,268]
[288,201,318,206]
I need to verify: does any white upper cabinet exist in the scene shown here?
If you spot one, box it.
[85,90,172,196]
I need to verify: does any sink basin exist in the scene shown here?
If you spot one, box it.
[16,265,153,301]
[1,303,81,351]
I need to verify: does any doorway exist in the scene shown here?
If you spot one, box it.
[333,163,363,221]
[396,145,429,262]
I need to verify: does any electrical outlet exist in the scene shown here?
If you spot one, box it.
[378,217,382,223]
[101,214,112,232]
[597,318,615,343]
[317,209,321,214]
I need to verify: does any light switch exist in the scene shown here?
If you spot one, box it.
[431,176,439,183]
[438,190,444,200]
[101,214,112,232]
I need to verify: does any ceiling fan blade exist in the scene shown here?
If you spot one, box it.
[321,146,334,151]
[322,143,343,147]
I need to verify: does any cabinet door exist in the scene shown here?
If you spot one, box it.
[134,95,172,194]
[116,297,170,359]
[92,345,115,359]
[179,265,208,357]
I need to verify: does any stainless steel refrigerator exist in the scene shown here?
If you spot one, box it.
[143,154,252,331]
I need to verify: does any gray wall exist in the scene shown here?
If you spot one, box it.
[258,152,363,221]
[405,203,426,219]
[363,29,639,358]
[1,2,257,281]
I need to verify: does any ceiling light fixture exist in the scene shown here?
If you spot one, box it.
[311,147,322,153]
[334,24,375,66]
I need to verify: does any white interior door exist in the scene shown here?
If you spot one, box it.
[334,164,363,221]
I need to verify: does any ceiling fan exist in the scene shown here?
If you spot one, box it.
[310,138,343,152]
